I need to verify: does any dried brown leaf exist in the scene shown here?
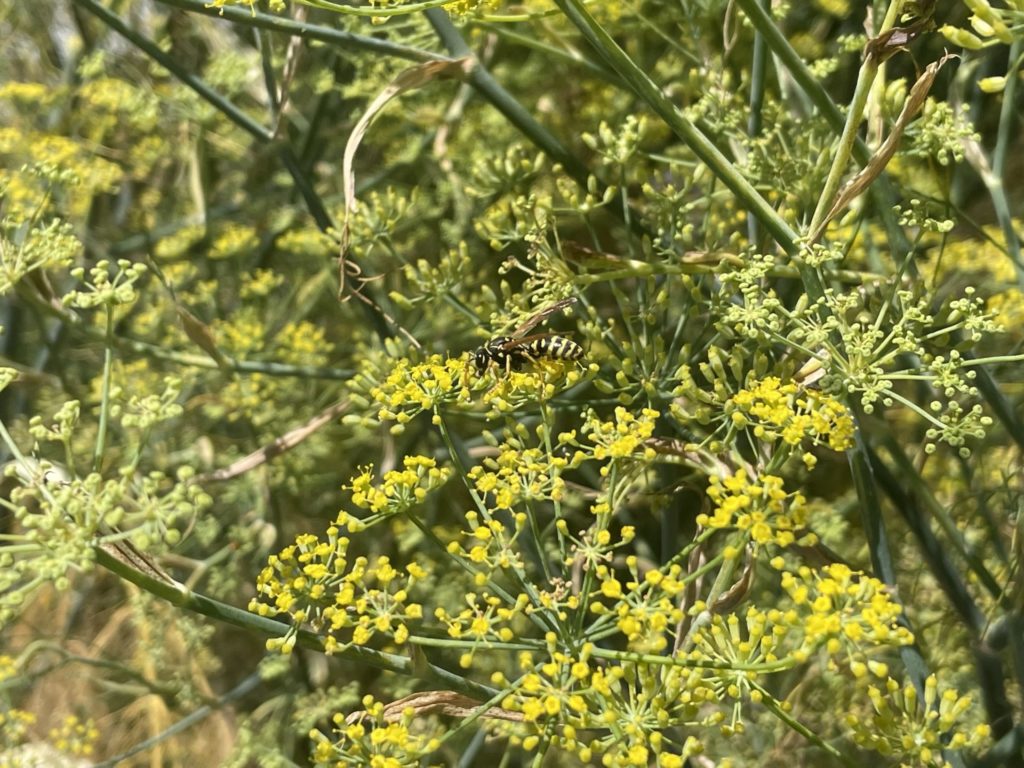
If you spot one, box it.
[344,690,523,725]
[339,58,474,263]
[811,54,954,241]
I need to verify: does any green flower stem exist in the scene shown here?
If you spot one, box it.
[92,306,115,473]
[433,409,560,636]
[880,438,1003,601]
[746,0,771,245]
[298,0,454,17]
[539,403,570,566]
[587,645,794,674]
[572,471,620,639]
[848,424,932,701]
[407,635,540,652]
[155,0,445,63]
[677,541,743,652]
[961,354,1024,367]
[586,550,724,639]
[91,671,263,768]
[733,0,913,256]
[433,675,527,750]
[807,0,902,238]
[73,0,272,143]
[525,500,553,584]
[553,2,809,264]
[401,509,537,633]
[94,546,499,701]
[424,9,591,189]
[754,684,860,768]
[474,22,620,82]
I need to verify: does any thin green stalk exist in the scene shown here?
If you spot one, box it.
[434,409,561,636]
[92,671,264,768]
[552,0,826,301]
[848,423,933,701]
[474,21,620,82]
[982,40,1024,286]
[297,0,454,17]
[587,645,794,673]
[92,307,114,473]
[539,403,570,569]
[881,438,1003,600]
[155,0,448,61]
[74,0,272,142]
[755,685,861,768]
[807,0,903,238]
[95,546,499,701]
[733,0,914,257]
[424,9,591,189]
[746,0,771,246]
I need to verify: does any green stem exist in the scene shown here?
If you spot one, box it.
[552,0,825,301]
[732,0,914,258]
[755,684,860,768]
[94,546,498,701]
[983,41,1024,286]
[155,0,444,63]
[848,422,932,700]
[807,0,902,238]
[425,9,591,187]
[92,307,114,473]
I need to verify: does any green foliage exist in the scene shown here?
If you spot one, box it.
[1,0,1023,766]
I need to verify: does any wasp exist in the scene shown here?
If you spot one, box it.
[473,297,584,375]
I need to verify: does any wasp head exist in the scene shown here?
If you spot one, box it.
[473,347,491,375]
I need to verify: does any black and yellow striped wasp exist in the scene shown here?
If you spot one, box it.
[473,297,584,375]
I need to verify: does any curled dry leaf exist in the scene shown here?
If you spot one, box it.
[339,57,475,265]
[344,690,523,725]
[810,54,955,242]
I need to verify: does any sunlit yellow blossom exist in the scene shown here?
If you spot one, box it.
[582,407,659,471]
[698,469,813,547]
[344,456,452,520]
[728,376,854,451]
[846,673,991,766]
[250,533,427,653]
[367,354,471,420]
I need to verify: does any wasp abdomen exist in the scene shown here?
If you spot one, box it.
[522,336,584,362]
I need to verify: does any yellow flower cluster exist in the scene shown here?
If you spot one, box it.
[698,470,811,546]
[0,707,36,748]
[498,651,710,766]
[846,674,991,767]
[344,456,452,524]
[312,695,443,768]
[433,591,527,645]
[250,526,428,654]
[478,358,584,413]
[468,442,578,510]
[779,563,914,657]
[688,605,784,702]
[589,557,686,653]
[728,376,855,451]
[47,715,99,757]
[370,355,471,422]
[445,509,527,574]
[582,407,659,470]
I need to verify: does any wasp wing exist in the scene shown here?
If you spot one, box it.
[510,297,577,337]
[496,332,565,351]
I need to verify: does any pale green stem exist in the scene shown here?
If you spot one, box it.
[92,306,115,473]
[754,683,861,768]
[807,0,903,238]
[552,0,812,270]
[94,547,499,700]
[678,536,746,652]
